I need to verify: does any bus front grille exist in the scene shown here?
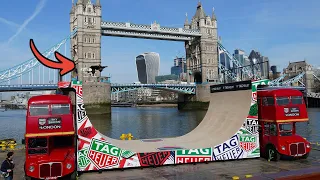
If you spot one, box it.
[289,143,306,156]
[39,163,62,178]
[39,164,50,178]
[297,143,306,154]
[51,163,62,177]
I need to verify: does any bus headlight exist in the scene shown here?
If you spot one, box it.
[306,144,310,148]
[281,146,285,150]
[29,166,34,172]
[66,163,72,169]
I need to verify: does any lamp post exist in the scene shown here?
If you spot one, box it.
[252,58,257,78]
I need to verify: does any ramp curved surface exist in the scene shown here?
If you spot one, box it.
[67,79,270,171]
[104,90,251,152]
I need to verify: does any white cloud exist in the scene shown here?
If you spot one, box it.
[0,17,20,28]
[7,0,47,44]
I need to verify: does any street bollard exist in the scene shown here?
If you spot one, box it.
[0,145,6,151]
[232,176,240,180]
[245,174,253,178]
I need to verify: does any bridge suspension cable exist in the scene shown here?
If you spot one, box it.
[280,72,306,86]
[313,74,320,82]
[0,28,77,85]
[217,42,261,80]
[269,74,286,86]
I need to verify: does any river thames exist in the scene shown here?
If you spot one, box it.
[0,107,319,144]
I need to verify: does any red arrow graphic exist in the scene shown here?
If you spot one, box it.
[30,39,75,76]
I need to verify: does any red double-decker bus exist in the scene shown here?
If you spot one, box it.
[23,94,77,180]
[257,87,311,161]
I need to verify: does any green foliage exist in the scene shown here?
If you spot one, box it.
[249,103,258,116]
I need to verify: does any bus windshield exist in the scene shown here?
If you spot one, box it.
[29,105,49,116]
[279,123,293,136]
[291,96,303,105]
[51,104,70,115]
[28,138,48,155]
[29,104,71,116]
[276,97,290,106]
[50,135,74,148]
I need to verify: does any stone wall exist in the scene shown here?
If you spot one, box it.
[195,84,211,102]
[82,82,111,114]
[177,84,210,110]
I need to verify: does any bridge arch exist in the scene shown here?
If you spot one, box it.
[193,71,202,84]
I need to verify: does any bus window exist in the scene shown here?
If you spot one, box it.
[270,123,277,136]
[264,122,270,135]
[28,138,48,155]
[29,105,49,116]
[50,135,74,148]
[257,97,261,106]
[51,104,70,115]
[279,123,293,136]
[291,96,303,105]
[276,97,289,106]
[263,97,274,106]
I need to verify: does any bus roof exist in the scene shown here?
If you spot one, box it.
[258,88,303,97]
[28,94,71,105]
[257,86,305,91]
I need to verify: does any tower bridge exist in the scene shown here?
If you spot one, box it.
[0,83,196,95]
[0,0,319,111]
[101,21,202,41]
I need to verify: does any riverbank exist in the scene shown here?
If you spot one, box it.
[2,149,319,179]
[137,103,177,107]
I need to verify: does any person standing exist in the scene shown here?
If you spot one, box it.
[1,152,15,180]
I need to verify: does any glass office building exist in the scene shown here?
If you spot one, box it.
[136,52,160,84]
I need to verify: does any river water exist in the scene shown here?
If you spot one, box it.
[0,107,319,144]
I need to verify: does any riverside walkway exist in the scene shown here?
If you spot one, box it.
[1,149,320,180]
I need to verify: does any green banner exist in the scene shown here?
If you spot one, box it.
[240,135,257,143]
[176,148,212,156]
[78,147,90,169]
[72,80,83,85]
[90,139,122,157]
[252,79,270,92]
[121,150,136,159]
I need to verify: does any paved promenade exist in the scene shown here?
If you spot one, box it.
[79,150,320,180]
[2,149,319,180]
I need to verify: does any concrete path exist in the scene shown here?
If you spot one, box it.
[1,149,319,180]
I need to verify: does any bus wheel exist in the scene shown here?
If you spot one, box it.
[70,171,77,180]
[24,163,32,180]
[25,175,32,180]
[301,153,309,159]
[267,146,281,161]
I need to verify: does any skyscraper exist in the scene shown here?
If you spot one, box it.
[136,52,160,84]
[248,50,270,78]
[171,57,187,80]
[233,49,245,66]
[219,52,231,70]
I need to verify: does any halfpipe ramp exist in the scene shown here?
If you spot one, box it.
[62,79,270,171]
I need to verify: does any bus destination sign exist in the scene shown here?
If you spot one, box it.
[38,117,62,130]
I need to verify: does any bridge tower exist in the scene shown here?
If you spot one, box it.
[184,2,219,84]
[305,65,315,93]
[70,0,102,82]
[70,0,111,115]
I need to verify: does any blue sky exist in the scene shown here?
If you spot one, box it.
[0,0,319,84]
